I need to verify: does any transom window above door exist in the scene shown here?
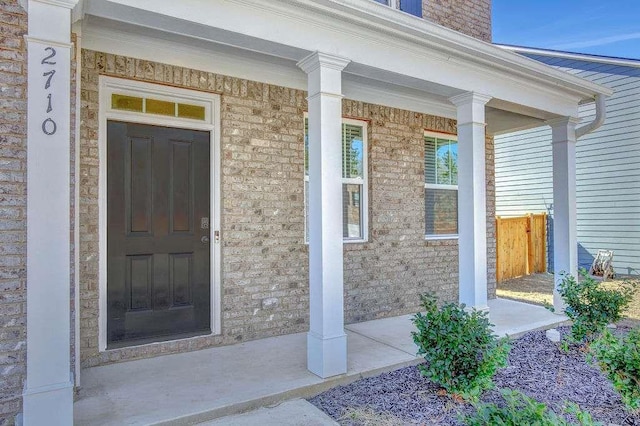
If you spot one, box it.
[424,132,458,238]
[101,77,216,127]
[371,0,422,17]
[111,93,207,121]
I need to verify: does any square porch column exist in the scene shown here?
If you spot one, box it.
[449,92,492,310]
[297,52,350,378]
[22,0,78,424]
[548,117,580,312]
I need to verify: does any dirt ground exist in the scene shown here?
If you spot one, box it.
[496,272,640,325]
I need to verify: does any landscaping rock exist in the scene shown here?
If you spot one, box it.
[545,328,561,342]
[309,327,640,425]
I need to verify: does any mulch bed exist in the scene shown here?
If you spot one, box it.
[309,326,640,425]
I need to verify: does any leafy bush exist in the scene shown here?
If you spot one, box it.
[411,294,509,401]
[463,389,601,426]
[590,327,640,411]
[559,270,636,343]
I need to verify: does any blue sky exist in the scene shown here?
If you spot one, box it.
[493,0,640,59]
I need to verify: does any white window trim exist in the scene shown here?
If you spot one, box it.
[372,0,399,9]
[424,130,459,240]
[304,115,369,244]
[97,76,222,352]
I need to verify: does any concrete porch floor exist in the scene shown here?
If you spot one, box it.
[74,298,568,425]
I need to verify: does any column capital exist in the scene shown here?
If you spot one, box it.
[297,52,351,75]
[25,0,77,43]
[545,116,581,129]
[449,92,491,127]
[20,0,80,12]
[547,116,581,144]
[448,91,492,108]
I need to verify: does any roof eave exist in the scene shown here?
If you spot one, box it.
[311,0,614,100]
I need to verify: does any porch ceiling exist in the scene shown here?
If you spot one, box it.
[77,0,612,134]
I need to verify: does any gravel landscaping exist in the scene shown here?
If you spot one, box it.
[309,326,640,425]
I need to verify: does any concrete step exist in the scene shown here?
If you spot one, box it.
[195,399,338,426]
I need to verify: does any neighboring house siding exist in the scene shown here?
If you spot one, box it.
[0,1,27,423]
[495,53,640,276]
[422,0,492,42]
[79,49,496,367]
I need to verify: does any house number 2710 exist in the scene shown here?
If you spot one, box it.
[41,47,57,136]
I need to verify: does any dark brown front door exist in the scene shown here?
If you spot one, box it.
[107,121,211,347]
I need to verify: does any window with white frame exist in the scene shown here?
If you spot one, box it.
[424,132,458,237]
[305,118,368,242]
[371,0,422,17]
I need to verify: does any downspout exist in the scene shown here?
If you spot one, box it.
[575,94,606,138]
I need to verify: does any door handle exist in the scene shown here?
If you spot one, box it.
[201,236,210,244]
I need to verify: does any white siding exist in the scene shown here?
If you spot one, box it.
[495,53,640,276]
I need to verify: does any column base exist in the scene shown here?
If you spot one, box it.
[459,288,488,311]
[307,331,347,379]
[23,380,73,425]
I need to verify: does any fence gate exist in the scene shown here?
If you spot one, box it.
[496,213,547,282]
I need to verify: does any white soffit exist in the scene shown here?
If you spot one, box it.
[82,19,460,120]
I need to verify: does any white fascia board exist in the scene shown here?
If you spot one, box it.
[83,0,612,109]
[497,45,640,70]
[343,79,456,119]
[82,25,457,119]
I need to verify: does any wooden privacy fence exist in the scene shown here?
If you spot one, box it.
[496,213,547,282]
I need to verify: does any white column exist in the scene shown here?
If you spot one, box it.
[548,117,580,312]
[449,92,492,310]
[23,0,77,424]
[297,52,350,378]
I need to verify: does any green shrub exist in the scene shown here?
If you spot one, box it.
[559,270,636,343]
[590,327,640,411]
[411,294,509,401]
[463,389,601,426]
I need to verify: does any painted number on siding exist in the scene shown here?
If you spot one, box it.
[41,47,57,135]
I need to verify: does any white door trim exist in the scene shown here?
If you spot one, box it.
[97,76,222,352]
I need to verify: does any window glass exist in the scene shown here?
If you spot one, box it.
[425,187,458,235]
[112,94,143,112]
[177,103,206,120]
[343,124,363,179]
[343,184,362,239]
[425,134,458,236]
[146,98,175,116]
[436,138,457,185]
[111,94,206,121]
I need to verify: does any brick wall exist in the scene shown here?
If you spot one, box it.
[342,103,460,321]
[79,49,496,367]
[422,0,492,42]
[0,1,27,424]
[486,134,496,299]
[70,32,78,387]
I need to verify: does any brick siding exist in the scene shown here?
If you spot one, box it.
[79,50,496,367]
[0,1,27,424]
[486,134,497,298]
[422,0,492,42]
